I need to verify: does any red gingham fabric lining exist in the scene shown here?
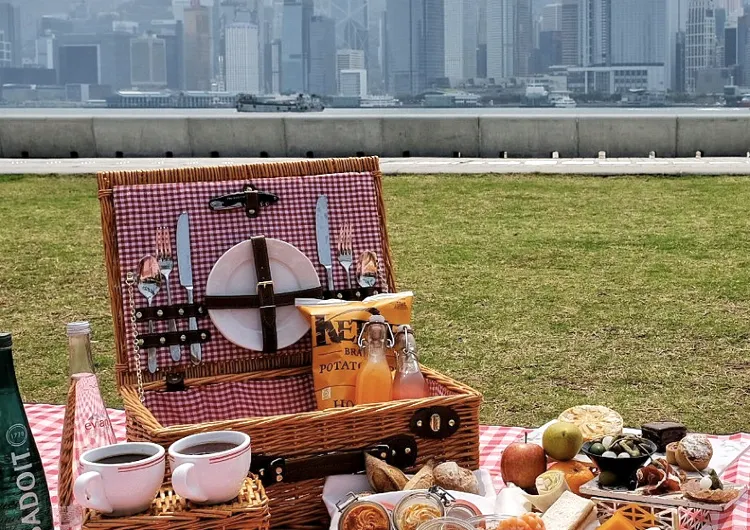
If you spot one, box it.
[143,375,457,426]
[112,172,388,373]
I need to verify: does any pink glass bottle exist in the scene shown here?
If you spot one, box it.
[58,322,117,530]
[392,325,427,400]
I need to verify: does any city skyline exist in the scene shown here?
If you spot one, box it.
[2,0,750,104]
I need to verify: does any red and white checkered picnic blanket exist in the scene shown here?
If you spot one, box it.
[26,403,750,529]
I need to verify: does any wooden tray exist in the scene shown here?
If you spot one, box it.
[83,476,270,530]
[580,478,747,513]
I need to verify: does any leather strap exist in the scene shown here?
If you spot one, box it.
[251,435,418,487]
[134,303,206,322]
[251,236,277,353]
[204,287,323,309]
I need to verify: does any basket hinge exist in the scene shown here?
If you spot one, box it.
[410,406,461,439]
[250,434,418,488]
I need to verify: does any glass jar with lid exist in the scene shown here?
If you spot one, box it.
[393,487,482,530]
[416,517,475,530]
[337,492,392,530]
[393,490,445,530]
[466,515,514,530]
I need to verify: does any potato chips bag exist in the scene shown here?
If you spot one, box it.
[296,292,413,410]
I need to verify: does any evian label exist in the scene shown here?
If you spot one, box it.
[5,424,44,530]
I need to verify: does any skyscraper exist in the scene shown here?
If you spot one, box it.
[385,0,422,94]
[309,16,337,95]
[542,3,563,31]
[184,0,213,90]
[339,69,368,95]
[131,35,168,88]
[36,33,55,69]
[579,0,609,66]
[737,12,750,84]
[686,0,718,92]
[477,0,487,77]
[144,19,186,90]
[486,0,515,79]
[444,0,478,82]
[0,31,10,68]
[423,0,445,86]
[561,0,580,66]
[332,0,368,51]
[281,0,314,93]
[610,0,667,64]
[337,48,366,70]
[225,23,261,93]
[0,3,21,67]
[718,0,742,15]
[367,0,387,93]
[516,0,534,75]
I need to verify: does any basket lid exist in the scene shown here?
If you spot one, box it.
[97,158,395,391]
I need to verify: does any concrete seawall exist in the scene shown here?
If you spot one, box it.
[1,114,749,158]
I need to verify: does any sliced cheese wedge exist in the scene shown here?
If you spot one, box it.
[541,490,596,530]
[522,470,569,512]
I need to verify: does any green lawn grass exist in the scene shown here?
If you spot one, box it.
[2,173,750,433]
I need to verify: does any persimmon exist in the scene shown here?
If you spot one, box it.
[548,461,596,495]
[498,518,532,530]
[520,513,546,530]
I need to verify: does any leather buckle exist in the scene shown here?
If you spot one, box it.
[244,188,261,218]
[410,407,461,439]
[257,280,275,309]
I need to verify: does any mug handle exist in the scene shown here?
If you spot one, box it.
[74,471,114,513]
[172,463,208,503]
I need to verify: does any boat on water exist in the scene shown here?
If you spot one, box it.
[553,95,577,108]
[236,93,325,112]
[548,91,577,108]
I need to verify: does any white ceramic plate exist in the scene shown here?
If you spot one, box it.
[206,239,320,351]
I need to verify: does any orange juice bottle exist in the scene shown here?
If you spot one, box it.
[355,315,394,404]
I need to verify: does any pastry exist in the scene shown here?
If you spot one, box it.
[365,454,408,492]
[558,405,624,442]
[641,421,687,451]
[433,462,480,494]
[675,434,713,472]
[666,441,679,465]
[683,479,741,504]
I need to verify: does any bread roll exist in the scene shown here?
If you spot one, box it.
[365,454,408,493]
[403,459,436,490]
[433,462,480,495]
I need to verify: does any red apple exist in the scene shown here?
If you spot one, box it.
[500,434,547,490]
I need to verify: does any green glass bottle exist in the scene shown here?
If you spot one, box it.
[0,333,54,530]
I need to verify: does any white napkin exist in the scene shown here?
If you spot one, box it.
[495,485,533,516]
[323,470,497,530]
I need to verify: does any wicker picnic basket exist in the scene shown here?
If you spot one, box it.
[82,476,270,530]
[97,157,482,529]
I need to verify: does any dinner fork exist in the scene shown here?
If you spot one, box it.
[337,222,354,289]
[156,227,181,362]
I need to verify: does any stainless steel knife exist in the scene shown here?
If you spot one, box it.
[315,195,334,292]
[177,212,202,365]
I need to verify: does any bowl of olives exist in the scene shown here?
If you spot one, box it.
[582,435,658,488]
